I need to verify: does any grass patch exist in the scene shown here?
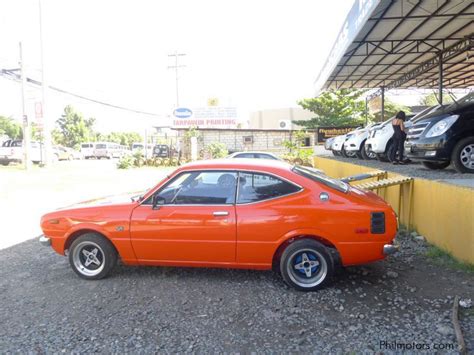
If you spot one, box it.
[425,245,474,273]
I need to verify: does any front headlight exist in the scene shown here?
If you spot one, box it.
[425,115,459,138]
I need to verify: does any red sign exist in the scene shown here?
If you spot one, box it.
[35,102,43,119]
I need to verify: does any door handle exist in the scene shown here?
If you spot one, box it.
[213,211,229,216]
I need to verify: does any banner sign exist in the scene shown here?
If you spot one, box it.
[317,126,359,142]
[172,107,238,128]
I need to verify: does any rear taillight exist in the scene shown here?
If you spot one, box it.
[371,212,385,234]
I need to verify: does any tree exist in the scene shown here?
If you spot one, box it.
[54,105,96,148]
[0,116,22,139]
[420,92,453,106]
[295,89,368,128]
[373,99,411,122]
[99,131,143,147]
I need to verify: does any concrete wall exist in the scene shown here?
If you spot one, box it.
[314,157,474,264]
[249,107,314,130]
[177,129,316,156]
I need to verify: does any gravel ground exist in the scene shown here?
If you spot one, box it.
[319,154,474,187]
[0,232,472,353]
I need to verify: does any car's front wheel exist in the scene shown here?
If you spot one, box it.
[452,137,474,173]
[69,233,118,280]
[280,239,334,291]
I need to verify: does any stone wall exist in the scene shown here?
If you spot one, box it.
[176,129,315,157]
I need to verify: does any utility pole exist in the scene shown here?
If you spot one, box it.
[39,0,52,167]
[168,52,186,107]
[19,42,31,170]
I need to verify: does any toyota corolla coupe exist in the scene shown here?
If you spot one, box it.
[39,159,398,291]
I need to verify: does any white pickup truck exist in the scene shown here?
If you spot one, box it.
[0,139,56,165]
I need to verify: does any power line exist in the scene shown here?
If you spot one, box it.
[0,68,164,117]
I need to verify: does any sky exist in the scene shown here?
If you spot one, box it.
[0,0,358,132]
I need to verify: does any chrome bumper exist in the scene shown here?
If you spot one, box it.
[39,235,51,247]
[383,244,399,255]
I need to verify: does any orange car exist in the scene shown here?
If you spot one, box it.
[39,159,398,291]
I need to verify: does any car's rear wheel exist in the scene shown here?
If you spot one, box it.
[280,239,333,291]
[452,137,474,173]
[69,233,118,280]
[422,161,450,170]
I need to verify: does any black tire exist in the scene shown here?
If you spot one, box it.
[68,233,118,280]
[333,151,341,157]
[451,137,474,173]
[279,239,334,291]
[341,147,348,158]
[0,161,8,166]
[361,143,372,160]
[422,161,451,170]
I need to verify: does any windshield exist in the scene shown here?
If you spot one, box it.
[293,166,349,193]
[96,144,107,149]
[447,92,474,109]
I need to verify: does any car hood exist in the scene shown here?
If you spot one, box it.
[58,190,145,210]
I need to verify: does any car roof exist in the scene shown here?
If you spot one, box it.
[178,158,292,172]
[229,151,277,155]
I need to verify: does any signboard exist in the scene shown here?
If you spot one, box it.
[172,106,238,128]
[313,0,381,93]
[35,102,43,119]
[316,126,359,143]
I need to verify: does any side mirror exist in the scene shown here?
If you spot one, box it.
[152,195,165,210]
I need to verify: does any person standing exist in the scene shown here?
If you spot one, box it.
[391,111,407,164]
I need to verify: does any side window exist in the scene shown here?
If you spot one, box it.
[256,153,277,160]
[148,171,237,205]
[237,172,301,204]
[235,153,254,158]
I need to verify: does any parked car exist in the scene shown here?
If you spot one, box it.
[153,144,170,158]
[365,113,418,162]
[80,142,96,159]
[0,139,57,165]
[94,142,122,159]
[343,123,382,160]
[227,151,281,160]
[39,159,398,291]
[405,93,474,173]
[56,146,81,161]
[324,137,335,153]
[132,142,154,159]
[331,130,359,158]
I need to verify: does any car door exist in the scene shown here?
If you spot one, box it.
[130,170,238,264]
[235,171,304,266]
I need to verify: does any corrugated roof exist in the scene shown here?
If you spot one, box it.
[316,0,473,93]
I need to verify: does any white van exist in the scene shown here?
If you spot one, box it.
[131,142,153,159]
[80,142,96,159]
[94,142,121,159]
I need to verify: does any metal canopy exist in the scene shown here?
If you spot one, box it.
[315,0,474,94]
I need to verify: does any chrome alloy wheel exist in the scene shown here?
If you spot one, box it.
[286,248,328,288]
[460,144,474,170]
[72,241,105,277]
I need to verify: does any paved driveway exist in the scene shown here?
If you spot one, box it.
[0,160,170,249]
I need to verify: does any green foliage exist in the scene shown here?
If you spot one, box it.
[53,105,95,148]
[282,130,313,166]
[116,154,133,169]
[420,92,453,106]
[426,245,474,273]
[0,116,22,139]
[184,126,200,139]
[373,99,411,122]
[98,131,142,148]
[296,89,368,128]
[205,142,228,158]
